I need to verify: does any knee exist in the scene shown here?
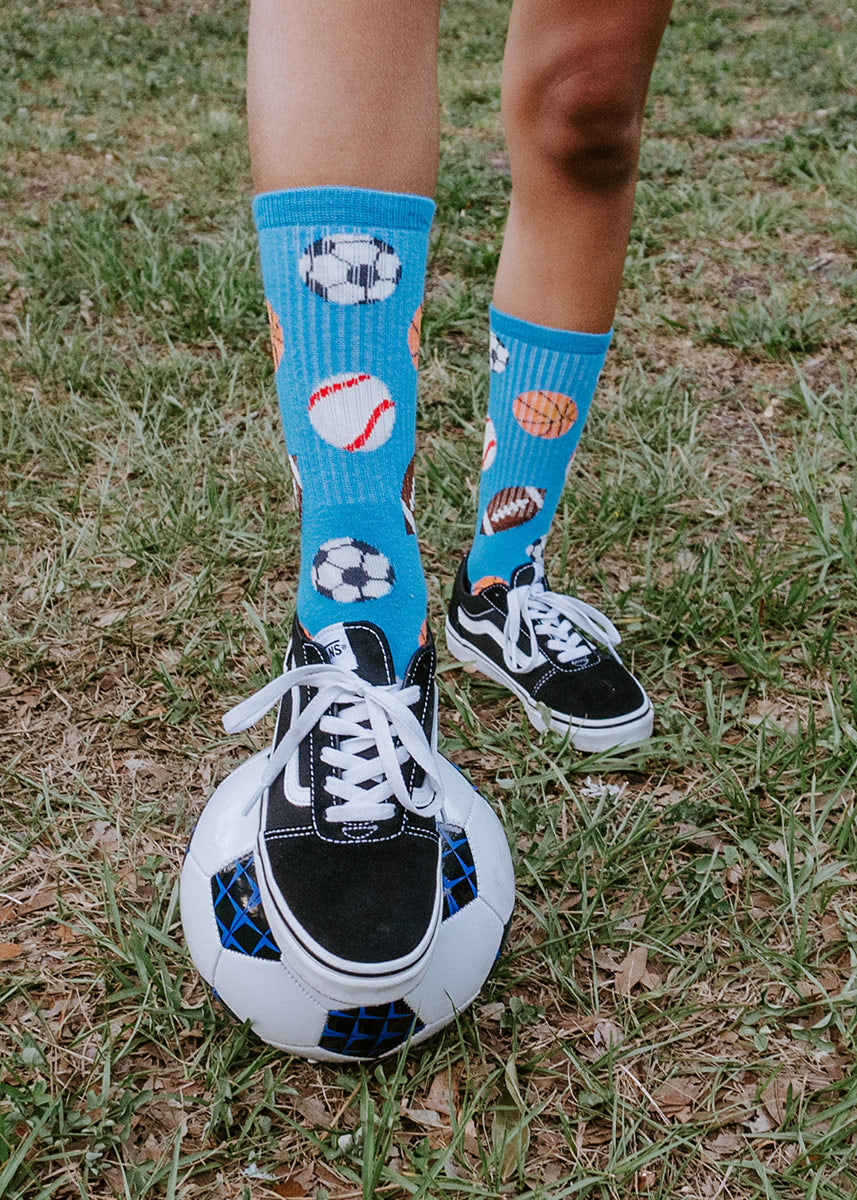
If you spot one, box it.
[506,50,646,191]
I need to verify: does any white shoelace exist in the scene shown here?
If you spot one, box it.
[223,663,445,824]
[502,581,623,674]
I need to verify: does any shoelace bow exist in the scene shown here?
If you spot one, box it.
[502,580,623,673]
[223,663,444,823]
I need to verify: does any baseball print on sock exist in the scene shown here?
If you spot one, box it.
[481,416,497,472]
[467,306,611,588]
[299,233,402,305]
[307,372,395,452]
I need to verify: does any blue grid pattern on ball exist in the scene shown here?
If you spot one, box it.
[440,823,478,919]
[319,1001,423,1058]
[211,854,281,960]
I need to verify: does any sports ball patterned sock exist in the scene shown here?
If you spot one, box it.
[253,187,434,676]
[466,305,612,591]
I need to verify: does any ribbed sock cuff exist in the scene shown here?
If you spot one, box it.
[490,304,612,356]
[253,186,436,232]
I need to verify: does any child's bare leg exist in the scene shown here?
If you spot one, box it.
[247,0,442,195]
[451,0,671,750]
[495,0,673,332]
[242,1,449,993]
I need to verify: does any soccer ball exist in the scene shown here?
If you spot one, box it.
[311,537,394,603]
[180,751,515,1061]
[299,234,402,305]
[489,330,509,373]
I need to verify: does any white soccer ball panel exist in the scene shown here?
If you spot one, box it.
[331,583,363,603]
[186,750,268,875]
[374,252,401,280]
[361,552,392,579]
[180,854,221,983]
[213,950,327,1050]
[436,758,477,829]
[406,901,503,1026]
[315,560,350,591]
[326,542,365,569]
[299,251,349,288]
[466,786,516,924]
[360,578,393,600]
[332,236,378,266]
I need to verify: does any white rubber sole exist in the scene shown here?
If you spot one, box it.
[445,618,653,752]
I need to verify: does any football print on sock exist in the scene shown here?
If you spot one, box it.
[513,390,578,439]
[408,305,422,371]
[266,300,284,370]
[481,416,497,472]
[308,373,395,452]
[481,486,545,535]
[489,330,509,373]
[312,537,395,603]
[401,456,417,535]
[299,234,402,305]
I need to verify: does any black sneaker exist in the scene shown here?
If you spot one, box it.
[445,553,653,751]
[223,617,444,1003]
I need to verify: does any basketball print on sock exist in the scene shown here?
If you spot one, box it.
[307,372,395,452]
[472,574,507,595]
[481,416,497,472]
[299,234,402,305]
[311,537,395,603]
[513,390,578,439]
[481,486,545,535]
[401,456,417,535]
[266,301,284,370]
[408,305,422,371]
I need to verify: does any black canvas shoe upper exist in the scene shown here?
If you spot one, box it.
[447,556,647,724]
[224,617,442,968]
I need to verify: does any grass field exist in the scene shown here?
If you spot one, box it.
[2,0,857,1196]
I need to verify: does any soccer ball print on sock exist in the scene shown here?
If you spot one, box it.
[254,188,435,675]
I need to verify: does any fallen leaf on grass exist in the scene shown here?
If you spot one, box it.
[706,1130,742,1156]
[0,943,24,961]
[761,1076,797,1125]
[615,946,648,996]
[491,1056,530,1182]
[0,888,55,924]
[272,1180,311,1199]
[95,608,129,628]
[652,1076,703,1121]
[401,1106,445,1129]
[293,1095,329,1127]
[594,1018,624,1049]
[767,839,805,866]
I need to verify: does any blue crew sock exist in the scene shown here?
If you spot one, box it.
[467,305,612,591]
[253,187,434,676]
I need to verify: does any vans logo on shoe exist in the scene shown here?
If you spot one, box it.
[318,623,359,672]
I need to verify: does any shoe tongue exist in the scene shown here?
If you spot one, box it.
[510,561,541,589]
[313,621,396,686]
